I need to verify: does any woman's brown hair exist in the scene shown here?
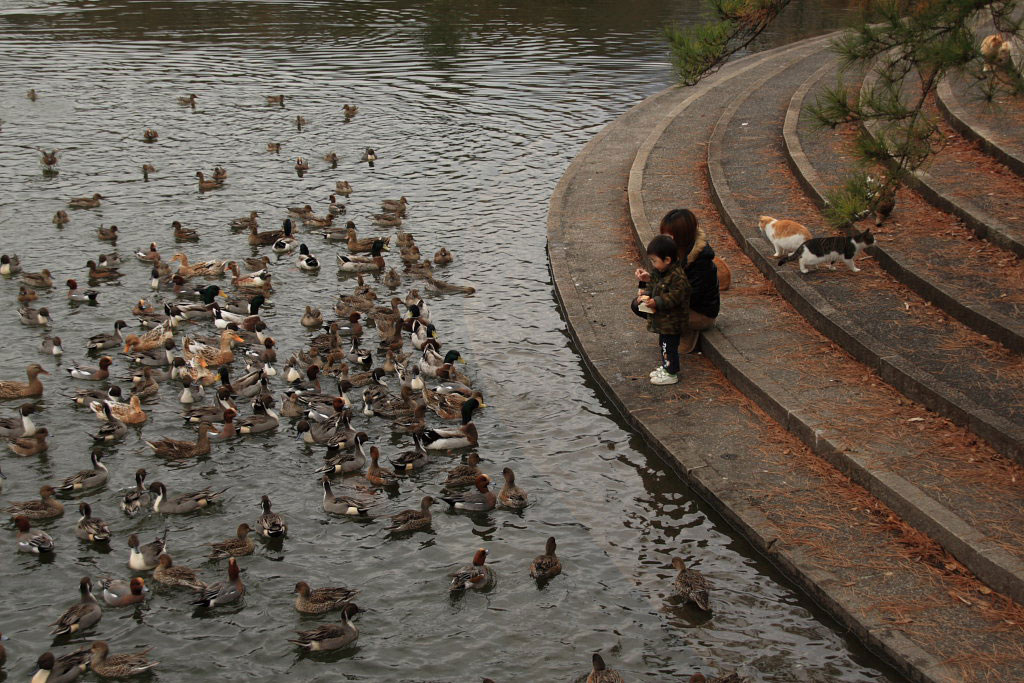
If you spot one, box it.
[659,209,697,262]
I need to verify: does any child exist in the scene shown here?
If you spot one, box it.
[635,234,692,385]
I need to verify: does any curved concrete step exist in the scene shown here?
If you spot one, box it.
[549,32,973,683]
[785,61,1024,354]
[936,75,1024,182]
[631,38,1024,625]
[704,41,1024,467]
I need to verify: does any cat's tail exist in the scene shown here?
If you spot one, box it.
[777,245,804,267]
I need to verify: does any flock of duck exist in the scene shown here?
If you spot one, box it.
[0,87,733,683]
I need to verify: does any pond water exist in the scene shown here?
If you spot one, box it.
[0,1,896,681]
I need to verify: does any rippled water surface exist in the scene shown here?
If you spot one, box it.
[0,1,895,681]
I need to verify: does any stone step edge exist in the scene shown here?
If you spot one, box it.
[783,62,1024,353]
[547,37,953,683]
[936,77,1024,184]
[632,46,1024,608]
[702,42,1024,468]
[863,69,1024,259]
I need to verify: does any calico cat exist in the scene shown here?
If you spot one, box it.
[758,215,812,258]
[777,229,875,273]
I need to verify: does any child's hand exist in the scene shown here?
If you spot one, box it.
[634,268,651,283]
[638,296,656,313]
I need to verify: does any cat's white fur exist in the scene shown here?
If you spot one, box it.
[759,217,811,258]
[794,238,871,273]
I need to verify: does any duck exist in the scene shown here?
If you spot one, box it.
[127,532,166,570]
[183,387,236,422]
[336,180,353,196]
[498,467,528,509]
[27,88,37,100]
[256,495,287,537]
[420,398,480,450]
[0,363,48,400]
[66,279,99,303]
[183,330,244,367]
[327,194,345,215]
[86,259,121,280]
[346,228,389,253]
[142,163,156,180]
[440,475,495,512]
[267,142,281,153]
[99,577,148,607]
[191,556,244,607]
[364,446,399,487]
[424,274,476,295]
[586,653,625,683]
[530,537,562,581]
[672,556,711,611]
[289,604,361,651]
[266,94,285,105]
[295,115,307,128]
[301,305,323,329]
[131,367,160,401]
[68,193,102,209]
[153,554,206,590]
[296,243,320,270]
[89,641,158,678]
[295,157,309,171]
[213,166,228,181]
[195,171,222,190]
[87,320,128,351]
[171,253,227,278]
[237,400,279,434]
[374,212,403,228]
[316,436,368,476]
[90,395,148,424]
[172,220,199,241]
[55,450,109,492]
[14,515,54,554]
[119,469,151,517]
[209,523,255,559]
[343,104,358,117]
[293,581,358,614]
[50,578,102,636]
[143,128,159,141]
[99,253,121,270]
[381,196,409,215]
[31,649,91,683]
[19,305,51,326]
[422,387,484,422]
[387,495,434,533]
[19,284,38,303]
[75,502,111,543]
[179,92,197,106]
[400,244,421,263]
[337,240,387,273]
[449,548,494,591]
[1,253,21,275]
[360,147,377,163]
[231,210,260,230]
[178,376,204,404]
[96,224,119,241]
[248,219,292,246]
[10,427,49,456]
[272,231,298,253]
[434,247,453,265]
[123,324,174,353]
[53,209,70,225]
[65,356,113,381]
[444,453,483,489]
[146,422,214,460]
[320,477,370,516]
[6,485,63,519]
[304,213,334,228]
[149,481,228,514]
[388,433,429,472]
[89,403,127,443]
[0,402,36,438]
[22,269,53,289]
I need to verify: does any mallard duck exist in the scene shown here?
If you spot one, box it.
[14,514,54,553]
[420,398,479,450]
[304,213,334,228]
[149,481,228,514]
[172,253,228,278]
[585,653,625,683]
[293,581,358,614]
[449,548,494,591]
[374,212,402,227]
[343,104,358,117]
[183,330,244,367]
[672,557,711,611]
[87,320,128,351]
[172,220,199,241]
[320,477,370,516]
[295,115,307,128]
[231,210,260,230]
[32,649,91,683]
[55,450,108,492]
[498,467,528,509]
[346,228,389,253]
[267,142,281,153]
[530,536,562,580]
[209,523,254,559]
[94,226,119,244]
[0,363,48,400]
[142,163,156,180]
[327,194,346,216]
[293,243,318,271]
[192,556,244,607]
[336,180,353,196]
[440,475,494,512]
[38,148,59,167]
[1,254,21,276]
[68,193,102,209]
[400,244,421,263]
[66,279,99,303]
[213,166,228,180]
[27,88,37,100]
[123,323,173,353]
[179,92,197,106]
[19,306,51,326]
[10,427,49,456]
[387,495,434,533]
[273,231,298,253]
[23,269,53,289]
[90,394,148,424]
[380,197,408,215]
[360,147,377,163]
[120,469,150,517]
[127,532,166,570]
[154,554,206,590]
[255,495,287,537]
[295,156,309,171]
[87,259,121,280]
[50,578,102,636]
[99,577,147,607]
[444,453,482,488]
[425,274,476,295]
[337,240,387,273]
[300,305,323,329]
[434,247,453,265]
[248,219,291,246]
[53,209,70,225]
[0,402,37,438]
[146,422,214,460]
[18,285,37,303]
[195,171,222,191]
[290,604,361,651]
[89,641,157,678]
[66,355,113,381]
[143,128,159,142]
[267,94,285,105]
[89,402,127,443]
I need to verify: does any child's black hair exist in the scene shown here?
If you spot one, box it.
[646,234,677,262]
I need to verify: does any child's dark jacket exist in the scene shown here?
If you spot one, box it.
[641,260,691,335]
